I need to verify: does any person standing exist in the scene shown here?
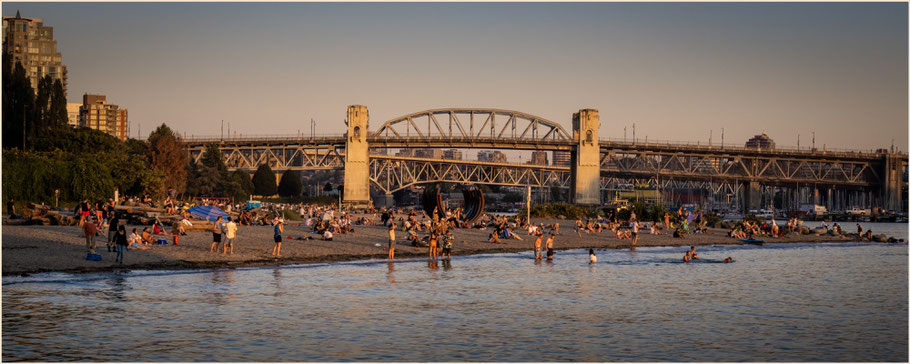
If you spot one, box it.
[7,199,16,218]
[107,214,120,252]
[631,220,639,249]
[533,230,544,260]
[114,225,128,264]
[83,217,98,253]
[545,234,555,260]
[664,212,671,231]
[388,223,396,260]
[856,224,863,237]
[272,219,283,257]
[442,228,454,259]
[210,216,224,252]
[224,217,238,255]
[589,249,597,263]
[428,229,439,260]
[79,199,90,226]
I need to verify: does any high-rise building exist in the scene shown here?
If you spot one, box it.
[529,151,548,165]
[477,150,507,163]
[2,11,67,95]
[552,151,571,166]
[414,149,444,159]
[442,149,463,160]
[66,102,80,127]
[80,94,128,140]
[745,133,775,150]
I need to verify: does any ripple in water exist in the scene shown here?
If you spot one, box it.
[3,242,907,362]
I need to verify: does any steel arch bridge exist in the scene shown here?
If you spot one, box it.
[183,106,907,211]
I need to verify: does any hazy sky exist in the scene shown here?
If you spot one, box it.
[4,2,907,150]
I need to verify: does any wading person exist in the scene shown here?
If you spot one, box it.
[224,217,237,255]
[428,230,439,260]
[631,220,639,249]
[272,219,283,256]
[533,230,544,260]
[545,234,555,261]
[442,229,454,259]
[210,216,224,252]
[107,213,120,252]
[589,248,597,263]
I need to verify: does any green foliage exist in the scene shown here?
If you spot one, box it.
[278,171,302,197]
[232,170,254,198]
[2,149,68,202]
[69,154,115,200]
[518,203,593,219]
[503,191,524,203]
[3,58,35,150]
[252,164,277,196]
[148,123,188,195]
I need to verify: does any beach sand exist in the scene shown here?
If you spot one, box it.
[2,219,854,275]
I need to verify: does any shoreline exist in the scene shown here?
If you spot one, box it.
[3,219,888,276]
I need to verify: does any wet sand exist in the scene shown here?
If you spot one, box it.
[1,217,860,276]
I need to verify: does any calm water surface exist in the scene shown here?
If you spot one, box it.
[3,241,907,362]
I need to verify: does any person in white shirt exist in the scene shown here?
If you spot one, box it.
[323,230,333,241]
[223,217,238,255]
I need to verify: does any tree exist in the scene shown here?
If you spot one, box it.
[323,182,333,192]
[201,143,228,176]
[252,164,277,196]
[48,79,68,130]
[34,75,52,135]
[3,59,35,150]
[232,170,254,198]
[147,124,187,196]
[278,171,302,197]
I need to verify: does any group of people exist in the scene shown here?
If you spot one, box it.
[387,219,454,261]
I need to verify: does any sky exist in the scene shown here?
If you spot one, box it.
[3,2,908,151]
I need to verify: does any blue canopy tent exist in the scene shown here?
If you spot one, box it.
[187,206,230,222]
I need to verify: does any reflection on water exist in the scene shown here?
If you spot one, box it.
[3,242,908,362]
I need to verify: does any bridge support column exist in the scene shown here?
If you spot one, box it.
[377,194,395,208]
[744,181,761,213]
[343,105,371,207]
[882,153,905,212]
[570,109,601,205]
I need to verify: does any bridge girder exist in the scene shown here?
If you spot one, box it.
[372,108,573,144]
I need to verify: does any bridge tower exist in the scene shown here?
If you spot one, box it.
[343,105,371,207]
[881,152,906,212]
[571,109,601,205]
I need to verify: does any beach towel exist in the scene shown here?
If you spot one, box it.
[187,206,230,222]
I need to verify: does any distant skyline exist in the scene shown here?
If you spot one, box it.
[3,2,907,151]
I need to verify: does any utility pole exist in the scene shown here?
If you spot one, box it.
[812,132,815,150]
[721,128,724,148]
[709,129,713,146]
[632,123,636,143]
[624,126,627,141]
[527,184,531,224]
[221,120,224,141]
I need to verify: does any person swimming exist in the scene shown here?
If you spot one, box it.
[683,251,691,263]
[723,257,733,263]
[589,249,596,263]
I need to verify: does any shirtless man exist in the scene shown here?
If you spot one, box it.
[630,220,639,249]
[533,230,544,260]
[388,223,396,260]
[545,234,555,260]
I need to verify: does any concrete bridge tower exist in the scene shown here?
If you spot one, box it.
[343,105,371,207]
[571,109,601,205]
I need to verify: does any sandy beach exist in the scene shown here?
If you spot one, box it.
[1,217,863,276]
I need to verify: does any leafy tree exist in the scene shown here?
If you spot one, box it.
[69,154,115,200]
[48,79,68,130]
[252,164,277,196]
[278,171,302,197]
[503,191,524,203]
[232,170,254,198]
[147,124,187,196]
[3,59,35,150]
[201,143,228,176]
[34,75,52,134]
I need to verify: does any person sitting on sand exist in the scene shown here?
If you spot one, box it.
[616,229,631,240]
[650,223,662,235]
[673,229,684,238]
[323,230,333,241]
[140,227,154,244]
[488,233,501,244]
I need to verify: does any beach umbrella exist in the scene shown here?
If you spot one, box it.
[187,206,230,222]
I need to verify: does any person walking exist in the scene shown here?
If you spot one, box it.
[83,217,98,253]
[224,217,238,255]
[114,225,128,264]
[272,219,283,257]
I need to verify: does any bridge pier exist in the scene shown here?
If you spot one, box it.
[881,152,905,212]
[744,181,761,213]
[342,105,371,207]
[570,109,601,205]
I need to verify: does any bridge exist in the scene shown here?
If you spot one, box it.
[185,106,907,212]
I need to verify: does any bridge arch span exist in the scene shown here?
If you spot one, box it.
[371,108,572,143]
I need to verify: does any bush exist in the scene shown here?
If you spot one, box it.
[518,203,593,219]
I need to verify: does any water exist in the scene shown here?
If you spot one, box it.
[3,242,907,362]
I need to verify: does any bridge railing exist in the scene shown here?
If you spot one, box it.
[184,134,345,144]
[599,138,899,158]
